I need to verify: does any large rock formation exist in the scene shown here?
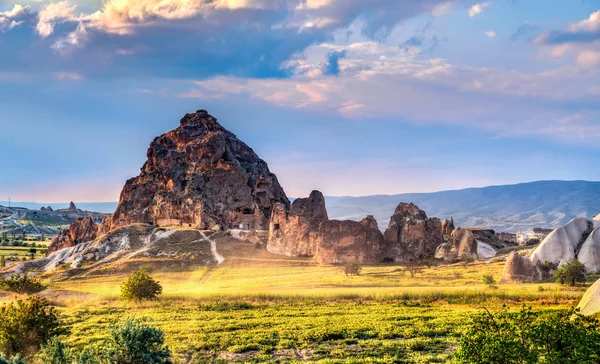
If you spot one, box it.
[501,251,538,283]
[316,216,385,265]
[267,191,328,257]
[47,217,98,255]
[441,217,455,235]
[530,217,600,271]
[101,110,289,232]
[383,203,444,261]
[434,228,478,261]
[578,277,600,315]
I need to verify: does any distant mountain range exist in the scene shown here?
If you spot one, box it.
[4,180,600,233]
[325,180,600,232]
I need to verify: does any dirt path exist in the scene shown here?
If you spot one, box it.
[200,231,225,264]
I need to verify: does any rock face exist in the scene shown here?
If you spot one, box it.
[316,217,385,265]
[383,203,444,261]
[435,227,478,261]
[101,110,289,232]
[46,217,98,256]
[578,277,600,315]
[441,217,455,235]
[530,217,600,271]
[501,251,538,283]
[66,202,78,212]
[267,191,328,257]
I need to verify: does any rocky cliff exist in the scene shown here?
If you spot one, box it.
[383,203,444,261]
[316,216,385,264]
[267,191,328,257]
[101,110,289,232]
[47,217,98,256]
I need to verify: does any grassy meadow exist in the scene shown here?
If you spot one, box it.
[1,252,589,363]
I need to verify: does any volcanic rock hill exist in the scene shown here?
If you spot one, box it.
[46,217,98,256]
[101,110,289,233]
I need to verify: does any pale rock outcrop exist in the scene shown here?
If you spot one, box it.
[267,191,328,257]
[501,251,539,283]
[578,277,600,315]
[441,217,455,235]
[530,217,600,270]
[101,110,289,233]
[46,217,98,256]
[434,228,478,261]
[578,227,600,272]
[315,216,385,265]
[383,203,444,261]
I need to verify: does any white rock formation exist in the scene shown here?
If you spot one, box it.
[530,217,600,271]
[578,277,600,315]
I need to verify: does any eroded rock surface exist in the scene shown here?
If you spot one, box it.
[102,110,289,232]
[434,227,478,261]
[46,217,98,256]
[383,203,444,261]
[441,217,455,235]
[316,217,385,265]
[501,251,539,283]
[267,191,328,257]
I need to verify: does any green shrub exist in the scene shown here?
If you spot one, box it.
[343,260,361,276]
[36,337,70,364]
[482,275,496,286]
[0,296,66,358]
[455,306,600,363]
[0,354,25,364]
[0,274,46,294]
[120,268,162,301]
[103,317,172,364]
[553,258,586,286]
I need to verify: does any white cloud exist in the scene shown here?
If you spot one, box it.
[52,71,84,81]
[577,50,600,67]
[0,4,28,32]
[484,30,495,37]
[468,1,490,17]
[431,1,455,17]
[37,1,77,37]
[567,10,600,32]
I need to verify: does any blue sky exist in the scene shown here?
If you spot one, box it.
[1,0,599,202]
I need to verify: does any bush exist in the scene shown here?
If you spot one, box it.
[455,306,600,363]
[120,268,162,301]
[103,317,172,364]
[36,337,70,364]
[0,296,66,358]
[343,260,361,276]
[0,274,46,294]
[482,275,496,286]
[537,261,559,280]
[553,258,586,286]
[0,354,25,364]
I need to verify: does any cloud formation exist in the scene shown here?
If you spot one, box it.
[468,2,490,17]
[0,4,28,32]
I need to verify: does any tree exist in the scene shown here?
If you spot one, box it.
[120,268,162,301]
[404,260,424,278]
[36,337,70,364]
[0,255,5,268]
[103,317,172,364]
[0,296,66,358]
[343,260,361,276]
[553,258,586,286]
[27,248,36,260]
[455,306,600,363]
[482,275,496,287]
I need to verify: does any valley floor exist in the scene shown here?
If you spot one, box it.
[0,239,589,363]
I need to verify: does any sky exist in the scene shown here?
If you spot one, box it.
[0,0,599,202]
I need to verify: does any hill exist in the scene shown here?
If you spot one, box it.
[325,180,600,232]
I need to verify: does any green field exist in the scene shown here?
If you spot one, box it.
[0,251,588,363]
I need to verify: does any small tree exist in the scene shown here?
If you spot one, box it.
[538,260,559,280]
[103,317,172,364]
[0,296,66,358]
[36,337,70,364]
[120,268,163,301]
[482,275,496,287]
[0,273,46,294]
[0,354,26,364]
[0,255,5,267]
[553,258,586,286]
[343,260,362,276]
[405,260,424,278]
[28,248,37,260]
